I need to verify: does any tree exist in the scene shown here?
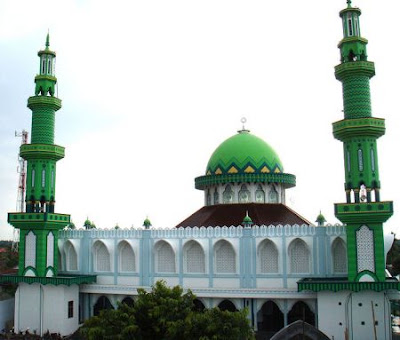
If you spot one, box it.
[80,281,254,340]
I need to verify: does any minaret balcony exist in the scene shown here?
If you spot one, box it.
[332,117,385,141]
[334,201,393,224]
[28,95,61,110]
[335,61,375,80]
[20,143,65,161]
[8,212,70,230]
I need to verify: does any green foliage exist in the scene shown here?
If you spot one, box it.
[387,238,400,276]
[80,281,254,340]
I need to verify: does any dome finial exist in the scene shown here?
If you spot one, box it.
[46,30,50,49]
[346,0,352,8]
[239,117,250,134]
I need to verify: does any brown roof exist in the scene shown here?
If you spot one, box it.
[175,203,311,228]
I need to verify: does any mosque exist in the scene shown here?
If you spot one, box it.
[0,1,399,339]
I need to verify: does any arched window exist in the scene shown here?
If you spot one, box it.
[269,186,278,203]
[356,225,375,273]
[215,240,235,273]
[25,231,36,269]
[255,184,265,203]
[358,149,364,171]
[184,241,205,273]
[223,184,234,204]
[347,13,353,36]
[41,169,46,188]
[94,241,111,272]
[214,189,219,205]
[94,296,114,316]
[289,239,310,274]
[155,241,175,273]
[218,300,237,312]
[206,189,212,206]
[258,240,278,273]
[238,184,250,203]
[370,148,375,172]
[332,238,347,274]
[46,232,54,268]
[66,242,78,271]
[121,297,134,307]
[31,169,35,188]
[119,241,135,272]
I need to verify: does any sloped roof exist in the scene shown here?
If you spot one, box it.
[175,203,310,228]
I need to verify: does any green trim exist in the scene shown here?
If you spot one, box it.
[8,212,70,229]
[333,117,385,141]
[335,201,393,224]
[0,274,97,286]
[297,278,400,293]
[354,270,378,282]
[335,61,375,80]
[27,95,61,111]
[195,173,296,190]
[20,144,65,161]
[22,266,38,276]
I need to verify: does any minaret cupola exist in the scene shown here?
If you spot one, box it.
[35,32,57,96]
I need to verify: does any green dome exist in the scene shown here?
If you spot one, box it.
[195,130,296,190]
[206,130,283,175]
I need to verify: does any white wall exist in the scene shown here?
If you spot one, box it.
[15,283,79,336]
[0,297,14,331]
[318,290,391,340]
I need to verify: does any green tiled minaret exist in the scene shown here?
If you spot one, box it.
[333,1,393,282]
[8,34,70,277]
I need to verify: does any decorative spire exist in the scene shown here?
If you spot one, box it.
[46,31,50,49]
[238,117,250,134]
[143,216,152,229]
[315,211,326,227]
[242,210,253,228]
[346,0,352,8]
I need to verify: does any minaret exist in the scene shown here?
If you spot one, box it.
[8,34,70,277]
[333,1,393,282]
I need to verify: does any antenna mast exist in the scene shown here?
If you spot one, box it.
[12,130,28,252]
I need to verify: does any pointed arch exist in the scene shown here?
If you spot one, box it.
[332,238,347,274]
[223,184,234,203]
[118,241,135,272]
[93,296,114,316]
[183,240,205,273]
[65,241,78,271]
[258,239,279,273]
[269,186,278,203]
[257,301,284,334]
[289,239,310,274]
[93,241,111,272]
[238,184,250,203]
[218,300,237,312]
[155,240,176,273]
[214,240,236,273]
[288,301,315,326]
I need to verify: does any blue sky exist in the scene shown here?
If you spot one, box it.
[1,0,399,240]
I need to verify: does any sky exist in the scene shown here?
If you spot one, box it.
[0,0,399,240]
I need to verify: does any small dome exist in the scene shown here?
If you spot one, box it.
[206,130,283,175]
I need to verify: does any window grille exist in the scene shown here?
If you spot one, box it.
[255,185,265,203]
[332,238,347,273]
[223,185,234,203]
[356,225,375,273]
[185,242,205,273]
[214,190,219,204]
[269,187,278,203]
[157,242,175,273]
[259,240,278,273]
[46,232,54,268]
[215,241,235,273]
[95,243,110,272]
[67,243,78,271]
[25,231,36,269]
[120,242,135,272]
[358,149,364,171]
[238,184,250,203]
[290,239,310,273]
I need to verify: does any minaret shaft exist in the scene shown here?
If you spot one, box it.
[333,3,393,283]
